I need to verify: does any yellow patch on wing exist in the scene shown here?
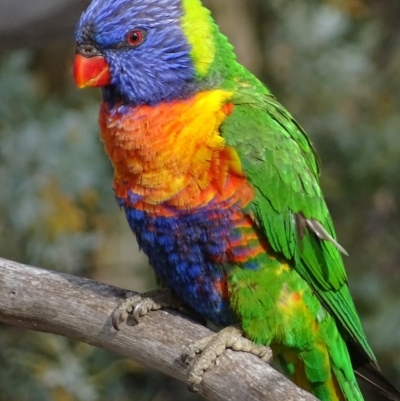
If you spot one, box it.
[181,0,215,76]
[275,263,291,276]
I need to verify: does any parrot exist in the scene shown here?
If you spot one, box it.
[73,0,400,400]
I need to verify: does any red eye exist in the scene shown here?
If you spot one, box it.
[127,29,145,46]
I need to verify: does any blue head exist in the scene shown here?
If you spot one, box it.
[74,0,223,105]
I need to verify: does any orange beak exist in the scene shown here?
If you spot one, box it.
[73,53,111,88]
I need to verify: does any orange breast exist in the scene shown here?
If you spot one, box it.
[99,90,254,216]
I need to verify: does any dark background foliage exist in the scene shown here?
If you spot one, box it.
[0,0,399,400]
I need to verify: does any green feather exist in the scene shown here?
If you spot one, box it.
[222,85,376,368]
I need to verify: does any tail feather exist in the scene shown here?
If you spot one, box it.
[356,363,400,401]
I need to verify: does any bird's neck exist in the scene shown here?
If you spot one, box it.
[99,89,253,214]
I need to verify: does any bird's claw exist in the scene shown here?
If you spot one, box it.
[182,326,272,392]
[112,288,181,331]
[112,292,141,330]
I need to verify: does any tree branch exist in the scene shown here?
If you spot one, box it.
[0,257,317,401]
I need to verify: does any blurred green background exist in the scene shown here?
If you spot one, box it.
[0,0,399,400]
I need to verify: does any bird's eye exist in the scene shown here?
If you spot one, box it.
[127,29,145,47]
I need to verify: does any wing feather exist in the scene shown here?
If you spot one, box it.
[221,86,377,366]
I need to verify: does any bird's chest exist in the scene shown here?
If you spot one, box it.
[99,92,259,324]
[99,91,240,210]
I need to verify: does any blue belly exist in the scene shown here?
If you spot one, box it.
[121,199,237,326]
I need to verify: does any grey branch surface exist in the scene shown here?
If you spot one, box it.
[0,257,317,401]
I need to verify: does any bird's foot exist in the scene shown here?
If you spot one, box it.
[112,288,182,330]
[182,325,272,391]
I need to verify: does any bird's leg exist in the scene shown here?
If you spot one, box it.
[112,288,182,330]
[182,325,273,391]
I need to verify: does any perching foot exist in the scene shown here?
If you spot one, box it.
[182,326,272,391]
[112,288,182,330]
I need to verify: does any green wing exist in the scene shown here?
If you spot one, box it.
[221,84,376,366]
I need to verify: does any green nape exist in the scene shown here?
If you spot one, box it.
[180,0,266,91]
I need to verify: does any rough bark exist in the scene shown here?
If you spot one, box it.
[0,256,317,401]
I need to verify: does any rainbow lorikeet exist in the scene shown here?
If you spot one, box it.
[73,0,400,400]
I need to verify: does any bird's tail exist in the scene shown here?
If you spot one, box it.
[356,363,400,401]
